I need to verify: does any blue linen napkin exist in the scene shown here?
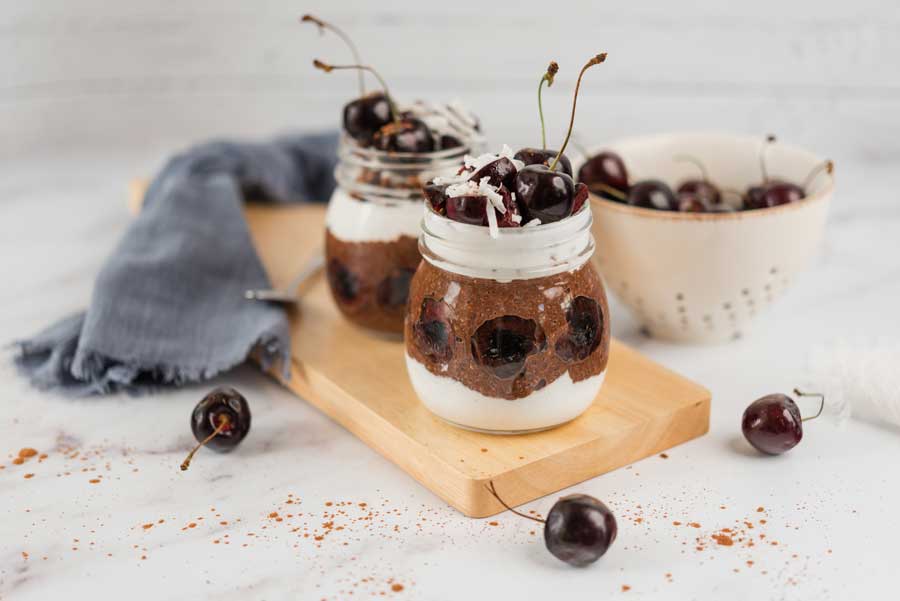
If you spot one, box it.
[15,132,339,395]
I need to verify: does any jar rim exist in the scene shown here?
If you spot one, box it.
[337,133,484,167]
[419,204,595,281]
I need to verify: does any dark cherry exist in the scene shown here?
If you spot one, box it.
[376,267,415,312]
[470,315,546,380]
[627,179,678,210]
[495,186,523,228]
[743,184,768,210]
[741,394,802,454]
[446,195,489,226]
[372,118,435,153]
[677,194,707,213]
[515,164,577,223]
[471,157,519,190]
[181,387,251,470]
[424,182,449,214]
[445,186,520,227]
[343,92,394,145]
[762,182,805,206]
[439,134,463,150]
[326,258,361,305]
[514,148,573,178]
[743,181,804,210]
[412,298,454,362]
[577,151,629,200]
[555,296,602,362]
[485,481,617,569]
[741,389,823,455]
[677,179,721,205]
[571,183,590,214]
[544,494,618,567]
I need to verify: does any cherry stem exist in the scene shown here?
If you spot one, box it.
[759,134,777,184]
[801,160,834,192]
[793,388,825,422]
[538,61,559,150]
[313,60,400,123]
[485,481,545,524]
[180,415,230,471]
[550,53,607,172]
[301,15,365,96]
[589,182,628,201]
[673,154,710,182]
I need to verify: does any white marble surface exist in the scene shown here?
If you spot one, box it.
[2,151,899,601]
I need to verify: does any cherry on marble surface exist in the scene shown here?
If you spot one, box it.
[741,389,824,455]
[181,387,251,471]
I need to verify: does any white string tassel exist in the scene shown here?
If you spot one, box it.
[809,341,900,431]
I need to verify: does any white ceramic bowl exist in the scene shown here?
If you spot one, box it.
[586,132,834,344]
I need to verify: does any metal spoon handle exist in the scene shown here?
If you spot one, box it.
[244,251,325,304]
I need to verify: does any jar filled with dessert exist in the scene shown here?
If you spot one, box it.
[404,54,611,433]
[309,38,482,334]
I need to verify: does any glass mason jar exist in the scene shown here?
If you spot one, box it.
[325,136,477,335]
[404,204,611,433]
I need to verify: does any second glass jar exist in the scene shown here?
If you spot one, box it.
[325,137,476,335]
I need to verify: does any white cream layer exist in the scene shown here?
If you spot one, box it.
[326,187,424,243]
[405,354,605,433]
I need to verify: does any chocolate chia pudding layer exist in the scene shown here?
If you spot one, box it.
[325,229,421,334]
[405,260,610,400]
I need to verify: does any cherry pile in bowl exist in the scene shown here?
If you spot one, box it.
[578,135,833,213]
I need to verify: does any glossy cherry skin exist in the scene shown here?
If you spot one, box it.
[743,181,804,210]
[677,179,721,205]
[677,194,706,213]
[470,157,518,190]
[762,182,805,207]
[627,180,678,210]
[445,186,521,228]
[190,387,251,452]
[412,298,454,362]
[741,393,803,455]
[372,118,435,153]
[544,494,617,567]
[424,182,449,214]
[343,92,393,145]
[571,183,590,214]
[514,164,576,223]
[577,151,629,200]
[513,148,573,178]
[446,195,488,225]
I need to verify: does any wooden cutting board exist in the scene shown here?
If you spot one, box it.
[130,184,711,517]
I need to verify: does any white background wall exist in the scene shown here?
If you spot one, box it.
[3,0,900,167]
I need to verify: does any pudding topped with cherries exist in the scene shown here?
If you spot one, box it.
[305,14,481,334]
[404,53,611,433]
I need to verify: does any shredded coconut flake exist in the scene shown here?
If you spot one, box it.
[524,218,542,227]
[485,199,499,239]
[445,180,480,198]
[478,178,506,213]
[511,213,522,224]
